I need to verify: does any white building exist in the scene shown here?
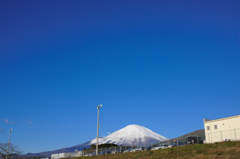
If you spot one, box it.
[203,115,240,143]
[51,151,83,159]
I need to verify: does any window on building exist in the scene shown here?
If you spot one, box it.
[207,126,210,131]
[214,125,218,130]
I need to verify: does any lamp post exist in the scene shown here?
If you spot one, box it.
[7,129,13,159]
[96,104,102,155]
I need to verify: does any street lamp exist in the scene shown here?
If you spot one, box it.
[7,129,13,159]
[96,104,102,155]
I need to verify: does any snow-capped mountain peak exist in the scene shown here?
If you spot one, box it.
[91,124,168,146]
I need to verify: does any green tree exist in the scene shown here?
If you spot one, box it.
[98,143,118,148]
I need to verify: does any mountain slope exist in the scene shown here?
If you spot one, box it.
[24,124,168,156]
[93,124,168,146]
[172,129,205,141]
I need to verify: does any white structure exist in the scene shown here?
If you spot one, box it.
[51,152,83,159]
[204,115,240,143]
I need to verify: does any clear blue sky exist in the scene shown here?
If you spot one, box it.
[0,0,239,153]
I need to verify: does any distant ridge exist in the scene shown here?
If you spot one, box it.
[23,124,168,157]
[95,124,168,146]
[172,129,205,141]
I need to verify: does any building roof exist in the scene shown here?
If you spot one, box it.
[203,115,240,123]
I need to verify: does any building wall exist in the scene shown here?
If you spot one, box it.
[204,115,240,143]
[51,153,76,159]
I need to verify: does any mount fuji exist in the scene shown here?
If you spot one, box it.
[92,124,168,146]
[25,125,168,156]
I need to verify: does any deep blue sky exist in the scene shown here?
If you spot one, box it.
[0,0,239,153]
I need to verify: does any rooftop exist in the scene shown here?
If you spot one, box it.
[203,115,240,123]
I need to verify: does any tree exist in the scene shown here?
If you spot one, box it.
[90,144,96,149]
[98,143,118,148]
[0,143,22,159]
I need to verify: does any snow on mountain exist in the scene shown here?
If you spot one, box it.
[90,124,168,146]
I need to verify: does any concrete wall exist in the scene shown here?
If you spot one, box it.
[51,153,76,159]
[204,115,240,143]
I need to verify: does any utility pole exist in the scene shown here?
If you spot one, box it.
[96,104,102,155]
[7,129,13,159]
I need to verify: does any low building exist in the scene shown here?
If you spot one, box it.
[203,115,240,143]
[51,152,83,159]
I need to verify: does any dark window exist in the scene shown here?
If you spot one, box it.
[207,126,210,131]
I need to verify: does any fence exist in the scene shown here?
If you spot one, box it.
[12,129,240,158]
[205,128,240,143]
[69,133,206,157]
[150,133,206,147]
[78,145,132,156]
